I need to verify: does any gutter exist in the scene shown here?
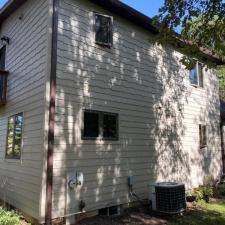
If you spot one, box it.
[45,0,59,224]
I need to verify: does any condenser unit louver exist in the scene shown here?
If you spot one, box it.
[155,182,186,214]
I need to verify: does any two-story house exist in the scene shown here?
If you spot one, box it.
[0,0,224,224]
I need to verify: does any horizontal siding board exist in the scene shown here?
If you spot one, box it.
[53,0,222,219]
[0,0,49,220]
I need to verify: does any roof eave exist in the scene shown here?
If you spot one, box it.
[0,0,27,27]
[88,0,158,34]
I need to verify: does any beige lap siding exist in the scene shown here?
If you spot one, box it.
[53,0,222,219]
[0,0,49,220]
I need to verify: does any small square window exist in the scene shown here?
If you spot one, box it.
[6,113,23,159]
[199,124,207,148]
[189,61,204,88]
[103,113,118,139]
[95,13,113,47]
[82,110,118,140]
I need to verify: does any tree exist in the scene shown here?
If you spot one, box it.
[154,0,225,97]
[154,0,225,54]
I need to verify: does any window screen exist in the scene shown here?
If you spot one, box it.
[103,114,117,139]
[95,13,112,46]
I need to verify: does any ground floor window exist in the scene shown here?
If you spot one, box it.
[6,113,23,159]
[82,110,118,140]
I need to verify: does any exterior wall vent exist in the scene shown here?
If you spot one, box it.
[98,205,120,216]
[155,182,186,214]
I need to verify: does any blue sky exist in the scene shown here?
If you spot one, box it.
[121,0,164,17]
[0,0,7,8]
[0,0,163,17]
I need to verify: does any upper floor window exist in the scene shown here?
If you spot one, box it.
[199,124,207,148]
[189,61,204,88]
[82,110,118,140]
[0,46,6,70]
[95,13,113,47]
[0,46,8,106]
[6,113,24,159]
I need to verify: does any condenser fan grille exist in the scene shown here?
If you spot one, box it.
[155,182,186,214]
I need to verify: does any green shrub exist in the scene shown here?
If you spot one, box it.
[0,207,21,225]
[188,185,214,202]
[200,186,214,197]
[215,183,225,197]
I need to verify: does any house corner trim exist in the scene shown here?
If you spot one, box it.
[45,0,59,224]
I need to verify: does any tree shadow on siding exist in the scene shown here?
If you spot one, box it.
[52,0,222,220]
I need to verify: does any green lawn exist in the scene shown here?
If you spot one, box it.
[171,200,225,225]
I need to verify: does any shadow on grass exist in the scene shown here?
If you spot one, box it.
[171,202,225,225]
[77,202,225,225]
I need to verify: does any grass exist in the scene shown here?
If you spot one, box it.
[0,207,30,225]
[0,207,21,225]
[171,200,225,225]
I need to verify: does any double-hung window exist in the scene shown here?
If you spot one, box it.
[6,113,24,159]
[95,13,113,47]
[189,61,204,88]
[82,110,118,140]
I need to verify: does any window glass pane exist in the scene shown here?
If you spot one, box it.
[0,46,6,99]
[199,124,207,148]
[202,125,207,146]
[0,46,6,70]
[103,114,117,139]
[83,111,99,138]
[0,76,4,98]
[6,116,15,157]
[189,65,198,85]
[198,63,203,88]
[6,113,23,158]
[95,14,112,45]
[14,114,23,157]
